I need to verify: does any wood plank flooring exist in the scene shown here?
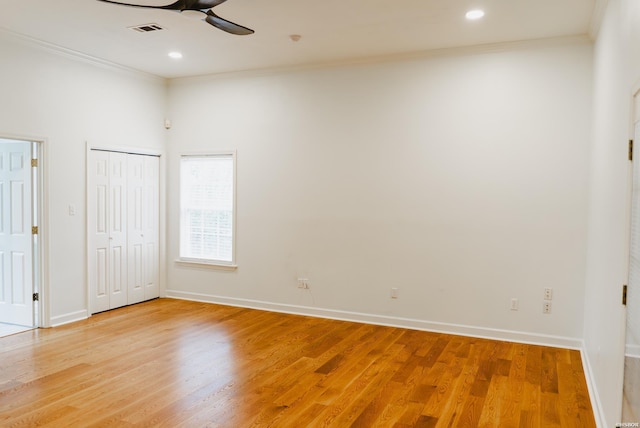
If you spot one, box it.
[0,298,596,427]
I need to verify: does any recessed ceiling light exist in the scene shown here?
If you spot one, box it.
[168,52,183,59]
[465,9,485,20]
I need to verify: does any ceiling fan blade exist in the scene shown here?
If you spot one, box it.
[96,0,188,10]
[98,0,254,35]
[205,11,254,35]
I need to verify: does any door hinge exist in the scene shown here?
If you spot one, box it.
[32,226,38,235]
[629,140,634,161]
[31,158,38,168]
[32,293,39,302]
[623,284,628,305]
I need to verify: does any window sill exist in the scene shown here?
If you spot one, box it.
[175,259,238,271]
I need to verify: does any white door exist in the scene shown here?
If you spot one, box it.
[142,155,159,300]
[127,154,159,304]
[88,150,128,313]
[89,150,159,313]
[0,141,33,326]
[127,154,145,304]
[108,152,128,309]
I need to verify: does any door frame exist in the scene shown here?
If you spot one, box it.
[0,133,48,328]
[85,141,165,316]
[621,87,640,421]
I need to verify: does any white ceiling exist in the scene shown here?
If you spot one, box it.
[0,0,597,79]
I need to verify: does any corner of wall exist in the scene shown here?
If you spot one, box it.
[49,310,89,327]
[165,290,585,350]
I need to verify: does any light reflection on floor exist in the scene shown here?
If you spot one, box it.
[170,323,239,425]
[0,323,32,338]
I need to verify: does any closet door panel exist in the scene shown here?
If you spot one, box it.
[108,152,128,310]
[127,155,145,304]
[143,156,160,300]
[88,150,111,314]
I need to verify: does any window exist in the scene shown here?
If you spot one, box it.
[180,153,236,266]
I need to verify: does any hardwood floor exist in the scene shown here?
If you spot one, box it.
[0,298,596,427]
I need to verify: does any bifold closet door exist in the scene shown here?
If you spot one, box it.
[127,154,159,304]
[88,150,128,313]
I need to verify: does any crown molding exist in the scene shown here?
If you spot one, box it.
[169,34,592,86]
[589,0,609,40]
[0,27,166,85]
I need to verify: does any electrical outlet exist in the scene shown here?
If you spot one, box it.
[543,301,552,314]
[510,298,519,311]
[544,287,553,300]
[390,287,399,299]
[297,278,309,289]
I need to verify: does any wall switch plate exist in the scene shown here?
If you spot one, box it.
[390,287,398,299]
[297,278,309,289]
[510,298,519,311]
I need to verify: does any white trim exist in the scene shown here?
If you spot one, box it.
[34,140,48,328]
[0,22,589,84]
[158,153,167,299]
[0,27,165,84]
[0,132,49,145]
[87,143,162,157]
[589,0,609,40]
[174,259,238,271]
[34,137,50,328]
[179,151,237,266]
[626,344,640,359]
[581,346,606,428]
[49,309,88,327]
[169,35,592,85]
[85,144,92,315]
[164,290,583,349]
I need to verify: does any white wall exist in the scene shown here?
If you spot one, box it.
[584,0,640,425]
[166,38,593,345]
[0,31,166,325]
[3,14,629,424]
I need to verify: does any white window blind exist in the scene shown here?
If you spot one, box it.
[180,154,235,264]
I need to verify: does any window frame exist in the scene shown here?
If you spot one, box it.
[177,151,237,269]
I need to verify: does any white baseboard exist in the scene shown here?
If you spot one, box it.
[167,290,605,424]
[49,309,88,327]
[625,344,640,359]
[164,289,582,349]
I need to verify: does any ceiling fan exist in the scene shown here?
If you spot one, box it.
[97,0,254,35]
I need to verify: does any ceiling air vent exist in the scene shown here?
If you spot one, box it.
[129,23,165,33]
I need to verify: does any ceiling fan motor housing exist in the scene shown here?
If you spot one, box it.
[97,0,254,35]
